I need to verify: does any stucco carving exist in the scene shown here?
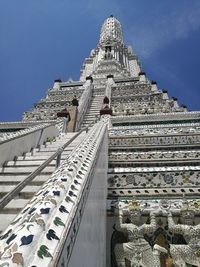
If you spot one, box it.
[168,207,200,267]
[114,200,165,267]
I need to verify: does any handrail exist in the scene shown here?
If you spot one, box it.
[0,121,58,145]
[53,123,107,266]
[76,81,93,130]
[0,127,88,210]
[0,118,109,267]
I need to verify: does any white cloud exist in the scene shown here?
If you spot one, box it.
[128,1,200,58]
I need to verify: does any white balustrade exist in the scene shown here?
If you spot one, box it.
[0,118,109,267]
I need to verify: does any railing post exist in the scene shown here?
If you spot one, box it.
[62,117,69,133]
[56,153,61,169]
[100,75,114,116]
[105,74,114,105]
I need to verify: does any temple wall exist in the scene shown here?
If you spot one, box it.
[65,133,108,267]
[129,58,140,77]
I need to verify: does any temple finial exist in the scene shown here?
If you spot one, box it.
[99,16,123,45]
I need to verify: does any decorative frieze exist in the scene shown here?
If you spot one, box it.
[109,134,200,147]
[111,84,153,97]
[111,111,200,125]
[109,125,200,137]
[112,92,164,103]
[107,199,200,214]
[108,170,200,189]
[109,150,200,162]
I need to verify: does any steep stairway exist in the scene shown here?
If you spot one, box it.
[0,131,85,233]
[81,94,104,129]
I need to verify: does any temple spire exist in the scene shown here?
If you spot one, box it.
[99,15,124,45]
[80,16,141,81]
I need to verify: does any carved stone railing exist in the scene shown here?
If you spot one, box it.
[0,120,64,166]
[0,118,108,267]
[0,123,53,143]
[76,78,93,130]
[0,126,84,211]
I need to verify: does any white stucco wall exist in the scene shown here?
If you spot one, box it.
[68,134,108,267]
[56,132,108,267]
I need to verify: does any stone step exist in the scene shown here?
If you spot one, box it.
[83,118,97,122]
[3,199,30,213]
[82,120,97,124]
[4,158,67,167]
[81,123,92,126]
[88,109,101,111]
[84,113,99,117]
[83,116,97,120]
[84,113,100,117]
[83,118,95,122]
[83,114,99,118]
[90,101,102,104]
[0,174,50,184]
[16,152,70,161]
[0,165,55,173]
[23,145,78,157]
[0,131,86,233]
[0,214,17,233]
[87,109,101,112]
[0,185,40,195]
[88,107,101,110]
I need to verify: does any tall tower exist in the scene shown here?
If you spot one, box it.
[0,16,200,267]
[80,15,141,83]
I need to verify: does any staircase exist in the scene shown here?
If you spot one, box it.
[0,131,85,233]
[81,94,104,129]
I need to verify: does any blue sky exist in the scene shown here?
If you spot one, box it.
[0,0,200,121]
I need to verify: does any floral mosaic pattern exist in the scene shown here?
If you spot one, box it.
[109,135,200,147]
[108,170,200,188]
[109,125,200,137]
[109,150,200,161]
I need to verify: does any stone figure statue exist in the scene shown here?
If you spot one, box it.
[114,201,166,267]
[105,50,113,59]
[168,208,200,267]
[72,95,79,106]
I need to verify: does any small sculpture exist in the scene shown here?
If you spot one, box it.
[103,96,110,104]
[72,95,79,106]
[168,205,200,267]
[114,201,166,267]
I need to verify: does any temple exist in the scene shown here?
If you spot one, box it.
[0,16,200,267]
